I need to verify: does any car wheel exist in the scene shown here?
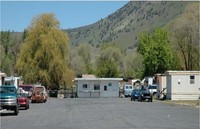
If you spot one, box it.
[138,96,141,102]
[14,106,19,115]
[25,104,29,110]
[140,97,143,102]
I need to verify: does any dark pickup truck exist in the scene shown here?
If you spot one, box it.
[0,85,19,115]
[138,89,153,102]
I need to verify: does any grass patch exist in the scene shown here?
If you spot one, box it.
[162,100,200,107]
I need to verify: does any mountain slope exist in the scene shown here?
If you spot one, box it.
[66,1,190,51]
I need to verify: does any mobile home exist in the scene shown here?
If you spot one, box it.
[75,78,123,98]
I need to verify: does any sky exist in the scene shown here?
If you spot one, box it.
[1,1,129,32]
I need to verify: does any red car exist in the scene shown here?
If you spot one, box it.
[18,93,30,110]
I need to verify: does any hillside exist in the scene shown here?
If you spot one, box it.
[66,1,190,51]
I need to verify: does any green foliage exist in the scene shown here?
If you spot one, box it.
[70,43,93,76]
[1,31,10,55]
[16,13,74,88]
[138,29,174,77]
[0,31,17,75]
[95,46,124,77]
[123,53,144,79]
[96,59,119,77]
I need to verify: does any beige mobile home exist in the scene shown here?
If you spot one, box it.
[164,71,200,100]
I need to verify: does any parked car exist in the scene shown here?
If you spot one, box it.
[123,84,133,97]
[49,87,58,98]
[19,84,34,99]
[138,89,152,102]
[18,93,29,110]
[130,89,140,101]
[0,85,19,115]
[148,84,158,95]
[31,86,48,103]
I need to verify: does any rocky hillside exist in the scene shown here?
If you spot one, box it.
[66,1,190,51]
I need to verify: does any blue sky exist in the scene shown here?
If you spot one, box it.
[1,1,128,32]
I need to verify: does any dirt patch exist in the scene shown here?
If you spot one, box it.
[161,100,200,108]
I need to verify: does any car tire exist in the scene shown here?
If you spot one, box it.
[138,96,141,102]
[25,104,29,110]
[14,106,19,115]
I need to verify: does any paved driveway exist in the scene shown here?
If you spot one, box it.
[0,98,199,129]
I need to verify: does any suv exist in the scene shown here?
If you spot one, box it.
[0,85,19,115]
[31,86,48,103]
[123,84,133,97]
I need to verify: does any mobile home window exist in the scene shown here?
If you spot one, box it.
[190,75,195,84]
[83,84,88,89]
[94,84,100,90]
[104,86,107,91]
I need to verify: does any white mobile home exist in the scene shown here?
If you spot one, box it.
[164,71,200,100]
[75,78,123,98]
[5,76,22,88]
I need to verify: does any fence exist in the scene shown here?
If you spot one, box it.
[56,90,77,98]
[78,91,100,98]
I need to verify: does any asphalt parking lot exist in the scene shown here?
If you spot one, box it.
[0,98,199,129]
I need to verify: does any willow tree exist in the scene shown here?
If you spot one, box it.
[16,13,74,89]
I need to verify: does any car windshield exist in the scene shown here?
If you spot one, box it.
[149,85,157,89]
[35,87,44,92]
[0,87,16,94]
[19,86,33,91]
[125,85,132,89]
[133,90,140,93]
[19,93,28,97]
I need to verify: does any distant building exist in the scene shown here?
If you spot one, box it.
[164,71,200,100]
[75,78,123,98]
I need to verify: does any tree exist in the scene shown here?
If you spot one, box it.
[123,53,144,79]
[95,45,124,77]
[70,43,94,76]
[0,31,10,55]
[16,13,74,89]
[169,3,200,70]
[0,31,15,75]
[76,43,92,74]
[138,28,174,77]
